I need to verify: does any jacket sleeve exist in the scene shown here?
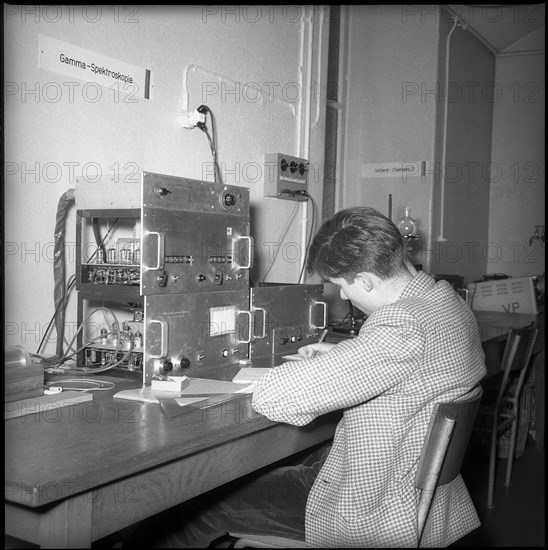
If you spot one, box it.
[252,309,425,426]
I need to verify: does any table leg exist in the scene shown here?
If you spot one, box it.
[5,492,93,548]
[533,350,544,451]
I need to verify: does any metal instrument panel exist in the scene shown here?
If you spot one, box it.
[142,172,250,215]
[141,208,251,295]
[144,289,250,384]
[141,172,252,295]
[250,284,327,359]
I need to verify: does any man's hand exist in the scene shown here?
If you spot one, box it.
[298,342,336,359]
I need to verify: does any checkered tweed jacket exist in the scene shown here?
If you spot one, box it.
[252,271,486,547]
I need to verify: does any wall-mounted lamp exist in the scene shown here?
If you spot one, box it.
[529,225,545,247]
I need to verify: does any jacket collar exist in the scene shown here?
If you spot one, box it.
[399,270,435,300]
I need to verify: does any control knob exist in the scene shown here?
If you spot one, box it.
[174,355,191,369]
[159,359,173,374]
[223,193,237,207]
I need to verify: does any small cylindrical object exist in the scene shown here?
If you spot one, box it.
[5,345,32,369]
[96,248,105,264]
[120,248,130,264]
[107,247,116,263]
[133,332,143,349]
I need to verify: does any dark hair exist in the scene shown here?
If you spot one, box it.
[307,207,406,282]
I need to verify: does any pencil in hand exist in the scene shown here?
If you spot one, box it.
[311,329,329,358]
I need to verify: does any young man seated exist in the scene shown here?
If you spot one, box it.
[123,206,486,548]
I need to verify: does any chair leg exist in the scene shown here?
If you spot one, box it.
[487,426,498,508]
[504,412,519,487]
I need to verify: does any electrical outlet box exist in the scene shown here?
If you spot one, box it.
[264,153,309,200]
[178,109,206,129]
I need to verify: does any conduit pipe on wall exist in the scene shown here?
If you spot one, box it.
[438,14,467,242]
[312,7,325,129]
[298,6,325,282]
[181,63,294,112]
[297,7,313,282]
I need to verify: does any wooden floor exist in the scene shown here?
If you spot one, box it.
[5,440,545,549]
[453,438,545,547]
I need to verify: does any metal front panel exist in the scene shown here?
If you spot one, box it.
[142,172,250,215]
[144,290,250,384]
[250,284,327,359]
[141,172,252,295]
[141,209,251,294]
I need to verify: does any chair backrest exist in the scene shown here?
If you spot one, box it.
[414,384,483,544]
[507,326,538,374]
[416,384,483,489]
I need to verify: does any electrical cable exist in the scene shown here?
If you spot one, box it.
[44,379,116,392]
[298,191,316,284]
[208,107,219,165]
[37,217,121,359]
[85,218,120,263]
[68,313,126,375]
[47,329,113,363]
[202,125,221,183]
[92,218,107,262]
[41,307,122,372]
[53,189,75,359]
[196,105,222,184]
[261,195,301,283]
[42,186,134,375]
[36,274,76,356]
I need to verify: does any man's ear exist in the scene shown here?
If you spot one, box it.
[355,272,374,292]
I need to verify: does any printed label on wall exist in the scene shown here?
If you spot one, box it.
[38,34,152,99]
[361,161,425,180]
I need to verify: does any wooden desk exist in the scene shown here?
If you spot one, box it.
[326,312,545,451]
[474,311,542,346]
[4,377,338,548]
[474,311,545,451]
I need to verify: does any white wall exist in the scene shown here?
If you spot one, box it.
[340,6,531,286]
[342,5,440,263]
[4,5,329,353]
[488,52,545,278]
[428,11,494,284]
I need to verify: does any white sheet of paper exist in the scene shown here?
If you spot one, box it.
[114,377,250,404]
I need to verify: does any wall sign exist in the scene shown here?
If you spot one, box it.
[361,161,426,180]
[38,34,152,99]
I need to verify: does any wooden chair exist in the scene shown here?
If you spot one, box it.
[473,326,538,508]
[230,384,483,548]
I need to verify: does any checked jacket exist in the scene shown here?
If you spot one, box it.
[252,270,486,547]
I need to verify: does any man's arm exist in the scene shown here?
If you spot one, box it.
[252,311,425,425]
